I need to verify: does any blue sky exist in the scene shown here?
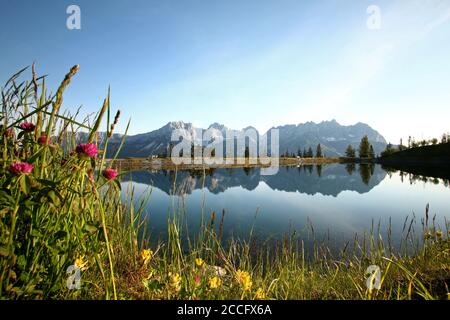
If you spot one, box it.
[1,0,450,143]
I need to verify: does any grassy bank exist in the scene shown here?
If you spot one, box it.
[1,66,449,300]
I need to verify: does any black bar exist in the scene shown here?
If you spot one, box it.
[1,300,448,319]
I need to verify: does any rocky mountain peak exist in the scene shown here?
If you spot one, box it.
[106,120,387,158]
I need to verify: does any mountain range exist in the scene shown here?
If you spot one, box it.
[105,120,387,158]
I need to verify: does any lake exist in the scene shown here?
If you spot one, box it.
[121,164,450,253]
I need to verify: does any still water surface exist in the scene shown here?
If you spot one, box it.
[121,164,450,251]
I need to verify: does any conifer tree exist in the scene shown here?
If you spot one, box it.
[359,135,371,158]
[345,145,356,158]
[316,144,323,158]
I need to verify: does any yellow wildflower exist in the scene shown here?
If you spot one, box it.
[140,249,153,264]
[195,258,205,268]
[209,276,222,289]
[235,269,252,291]
[169,272,182,292]
[74,256,88,271]
[255,287,266,299]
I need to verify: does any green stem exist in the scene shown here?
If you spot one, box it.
[0,187,21,295]
[97,192,117,300]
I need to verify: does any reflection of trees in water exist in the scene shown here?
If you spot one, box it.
[380,165,450,187]
[243,167,253,176]
[399,170,405,183]
[306,165,313,175]
[359,164,374,185]
[316,165,322,177]
[406,173,450,187]
[345,163,356,176]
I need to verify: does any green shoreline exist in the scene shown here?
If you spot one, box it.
[110,157,341,171]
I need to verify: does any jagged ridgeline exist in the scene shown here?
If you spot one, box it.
[98,120,387,158]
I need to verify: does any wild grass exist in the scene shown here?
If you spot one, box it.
[0,66,449,300]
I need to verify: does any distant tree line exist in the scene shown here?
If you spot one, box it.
[282,143,324,158]
[380,132,450,157]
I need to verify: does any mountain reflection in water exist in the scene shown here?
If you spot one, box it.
[120,164,450,253]
[121,164,386,197]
